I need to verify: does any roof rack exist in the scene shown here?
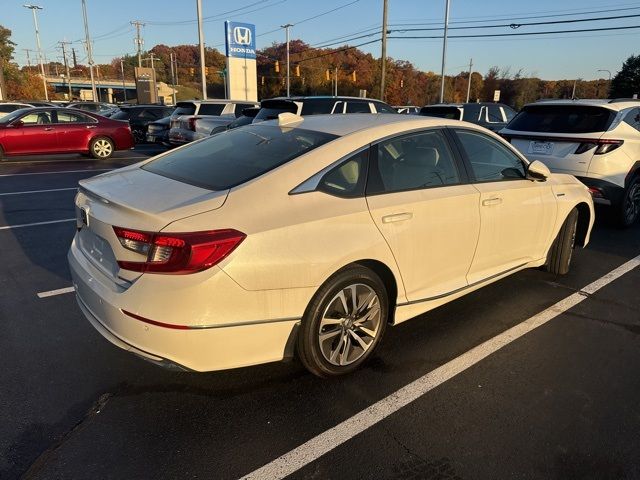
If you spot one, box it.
[608,98,640,103]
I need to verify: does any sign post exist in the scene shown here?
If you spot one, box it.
[135,67,158,104]
[224,21,258,102]
[493,90,501,102]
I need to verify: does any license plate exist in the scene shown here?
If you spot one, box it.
[529,140,554,155]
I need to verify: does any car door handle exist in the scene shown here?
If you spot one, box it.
[382,212,413,223]
[482,198,503,206]
[85,125,97,129]
[44,127,54,131]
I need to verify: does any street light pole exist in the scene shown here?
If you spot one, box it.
[380,0,388,101]
[465,58,473,103]
[439,0,451,103]
[121,60,127,102]
[81,0,97,101]
[23,4,48,101]
[281,23,293,97]
[170,52,177,105]
[196,0,207,99]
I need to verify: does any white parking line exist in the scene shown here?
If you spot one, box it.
[240,254,640,480]
[0,218,75,230]
[37,286,75,298]
[0,168,113,177]
[0,187,77,196]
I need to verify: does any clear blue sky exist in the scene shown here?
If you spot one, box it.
[5,0,640,80]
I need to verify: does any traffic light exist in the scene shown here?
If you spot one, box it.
[205,67,209,75]
[400,79,404,88]
[325,69,330,81]
[189,67,195,75]
[295,64,300,77]
[351,71,357,82]
[261,76,265,85]
[274,60,280,73]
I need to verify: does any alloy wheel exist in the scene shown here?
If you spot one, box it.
[318,283,382,366]
[623,181,640,225]
[93,139,113,158]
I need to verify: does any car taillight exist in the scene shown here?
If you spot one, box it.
[113,227,246,274]
[575,139,623,155]
[187,117,200,131]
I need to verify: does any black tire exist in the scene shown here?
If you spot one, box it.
[132,128,146,144]
[545,208,578,275]
[297,266,388,377]
[89,136,114,160]
[0,145,5,162]
[617,176,640,228]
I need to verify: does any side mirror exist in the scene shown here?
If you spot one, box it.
[527,160,551,181]
[10,120,24,128]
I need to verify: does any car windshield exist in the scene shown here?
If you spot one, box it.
[142,124,338,190]
[420,106,462,120]
[507,105,616,133]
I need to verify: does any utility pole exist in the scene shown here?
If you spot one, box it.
[130,20,145,68]
[196,0,207,99]
[58,41,73,99]
[23,4,49,101]
[148,52,156,70]
[71,47,77,67]
[334,67,338,96]
[81,0,97,101]
[120,59,127,102]
[170,52,177,105]
[281,23,293,97]
[439,0,451,103]
[571,79,578,99]
[22,48,32,68]
[465,58,473,103]
[380,0,388,101]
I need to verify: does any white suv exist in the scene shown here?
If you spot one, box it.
[501,99,640,226]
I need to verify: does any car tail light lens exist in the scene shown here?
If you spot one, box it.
[588,187,605,198]
[575,139,623,155]
[187,117,200,131]
[113,227,246,274]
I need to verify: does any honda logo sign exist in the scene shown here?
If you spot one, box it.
[225,21,256,59]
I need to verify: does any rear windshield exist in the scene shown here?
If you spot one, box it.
[198,103,226,116]
[110,109,130,120]
[420,106,462,120]
[507,105,616,133]
[172,103,196,116]
[300,99,336,115]
[255,101,297,121]
[142,125,337,190]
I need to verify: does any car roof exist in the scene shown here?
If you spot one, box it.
[526,99,640,111]
[270,96,386,102]
[178,99,256,105]
[259,113,473,136]
[422,102,508,108]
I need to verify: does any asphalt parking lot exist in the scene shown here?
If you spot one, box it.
[1,148,639,480]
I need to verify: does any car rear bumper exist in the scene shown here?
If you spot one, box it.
[576,176,625,206]
[68,237,299,372]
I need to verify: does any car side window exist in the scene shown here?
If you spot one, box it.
[331,102,345,114]
[346,102,371,113]
[317,149,368,198]
[373,102,396,113]
[56,111,93,123]
[235,103,256,117]
[623,108,640,132]
[367,130,461,194]
[21,111,53,125]
[455,129,526,182]
[502,106,517,122]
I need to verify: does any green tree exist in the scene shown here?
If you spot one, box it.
[0,25,16,61]
[610,54,640,98]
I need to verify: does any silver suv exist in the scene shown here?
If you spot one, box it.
[169,100,258,146]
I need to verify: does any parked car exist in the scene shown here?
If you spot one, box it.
[501,99,640,226]
[419,102,517,132]
[110,105,174,143]
[68,113,593,377]
[20,101,56,108]
[169,100,259,145]
[0,107,134,160]
[0,102,34,118]
[254,96,397,122]
[208,107,260,135]
[67,102,117,115]
[394,105,420,114]
[146,116,172,146]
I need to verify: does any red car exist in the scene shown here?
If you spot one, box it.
[0,107,134,160]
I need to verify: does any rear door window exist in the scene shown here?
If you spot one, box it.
[507,105,616,133]
[172,103,197,117]
[142,125,337,190]
[373,102,396,113]
[55,111,95,123]
[345,102,371,113]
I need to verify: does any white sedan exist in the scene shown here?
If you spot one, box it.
[68,113,594,377]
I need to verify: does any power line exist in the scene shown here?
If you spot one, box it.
[388,24,640,40]
[145,0,286,26]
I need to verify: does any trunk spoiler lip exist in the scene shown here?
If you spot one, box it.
[500,131,606,143]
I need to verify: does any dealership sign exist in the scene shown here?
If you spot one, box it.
[225,21,256,59]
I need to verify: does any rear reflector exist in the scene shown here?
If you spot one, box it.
[122,309,192,329]
[113,227,246,274]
